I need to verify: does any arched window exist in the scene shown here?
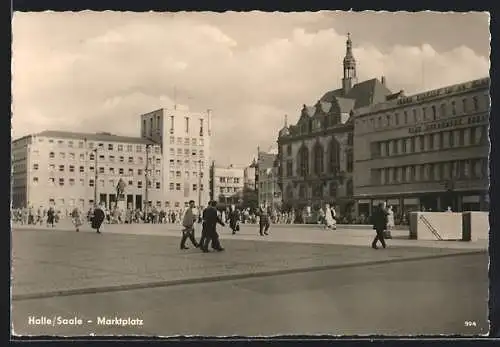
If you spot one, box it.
[440,103,447,118]
[329,182,337,198]
[431,105,437,120]
[313,143,324,175]
[286,185,294,200]
[297,145,309,177]
[328,139,340,173]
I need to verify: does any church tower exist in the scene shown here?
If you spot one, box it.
[342,33,357,95]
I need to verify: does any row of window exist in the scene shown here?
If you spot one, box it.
[372,125,488,158]
[168,170,204,179]
[283,134,353,157]
[46,151,161,165]
[168,147,205,158]
[168,159,205,169]
[168,136,205,146]
[373,159,488,185]
[293,144,353,177]
[35,177,162,189]
[219,187,241,194]
[35,164,162,177]
[39,138,160,154]
[143,116,205,138]
[359,94,488,132]
[168,183,205,191]
[218,177,241,184]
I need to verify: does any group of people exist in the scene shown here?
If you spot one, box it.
[179,202,274,252]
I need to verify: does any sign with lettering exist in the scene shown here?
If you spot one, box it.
[408,115,487,134]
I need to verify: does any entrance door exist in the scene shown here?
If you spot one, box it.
[99,194,107,207]
[135,195,142,210]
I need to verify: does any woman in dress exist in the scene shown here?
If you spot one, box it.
[324,204,337,230]
[228,205,240,235]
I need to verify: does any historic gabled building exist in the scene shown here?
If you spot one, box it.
[277,34,395,214]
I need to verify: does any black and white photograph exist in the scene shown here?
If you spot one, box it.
[10,10,490,337]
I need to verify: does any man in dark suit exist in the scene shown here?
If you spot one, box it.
[371,202,388,249]
[200,200,225,252]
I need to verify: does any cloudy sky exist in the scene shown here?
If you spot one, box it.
[12,11,490,166]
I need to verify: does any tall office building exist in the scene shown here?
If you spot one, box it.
[139,105,212,208]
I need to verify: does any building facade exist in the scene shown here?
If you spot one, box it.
[11,131,162,211]
[257,150,281,208]
[210,163,245,205]
[139,105,211,208]
[277,33,395,214]
[243,164,257,191]
[352,77,490,219]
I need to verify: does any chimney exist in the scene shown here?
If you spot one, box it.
[381,76,386,86]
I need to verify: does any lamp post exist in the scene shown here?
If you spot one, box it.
[145,144,152,211]
[93,148,98,205]
[198,159,202,208]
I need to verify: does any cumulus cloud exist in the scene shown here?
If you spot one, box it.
[12,11,489,166]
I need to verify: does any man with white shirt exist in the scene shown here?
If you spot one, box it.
[180,200,199,250]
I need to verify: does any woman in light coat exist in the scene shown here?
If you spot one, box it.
[386,205,395,239]
[324,204,337,230]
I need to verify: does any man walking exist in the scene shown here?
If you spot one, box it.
[180,200,199,250]
[258,203,270,236]
[371,202,388,249]
[201,200,225,252]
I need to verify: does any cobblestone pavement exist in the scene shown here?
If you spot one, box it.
[12,226,486,299]
[12,253,488,337]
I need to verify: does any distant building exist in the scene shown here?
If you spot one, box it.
[11,131,161,211]
[277,33,393,214]
[243,162,257,191]
[257,150,281,208]
[209,163,245,205]
[139,105,212,208]
[352,77,490,218]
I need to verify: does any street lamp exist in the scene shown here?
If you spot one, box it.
[93,148,98,205]
[145,144,152,211]
[198,159,202,208]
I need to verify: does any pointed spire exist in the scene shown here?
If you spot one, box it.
[284,114,288,127]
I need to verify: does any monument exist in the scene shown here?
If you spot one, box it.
[116,178,127,212]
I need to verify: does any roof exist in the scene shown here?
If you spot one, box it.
[334,97,356,114]
[33,130,158,145]
[320,78,393,110]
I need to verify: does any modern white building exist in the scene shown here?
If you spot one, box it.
[139,105,212,208]
[11,131,162,212]
[210,164,245,205]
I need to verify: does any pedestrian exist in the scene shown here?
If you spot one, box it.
[180,200,199,250]
[371,202,388,249]
[91,204,106,234]
[386,205,395,239]
[46,207,55,228]
[258,203,270,236]
[200,200,225,252]
[71,206,83,232]
[228,205,240,235]
[324,204,337,230]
